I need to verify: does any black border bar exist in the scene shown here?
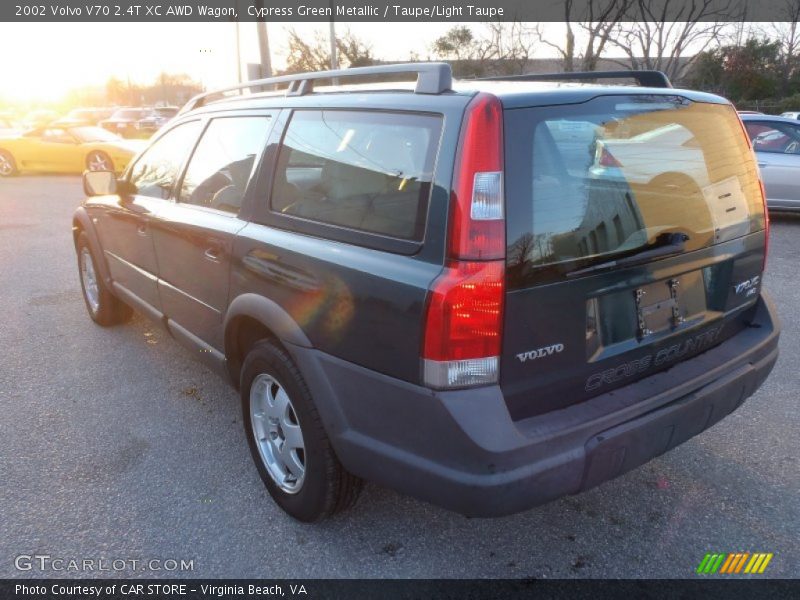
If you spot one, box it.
[2,0,799,22]
[2,579,799,600]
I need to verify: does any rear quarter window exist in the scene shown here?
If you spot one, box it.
[270,110,442,242]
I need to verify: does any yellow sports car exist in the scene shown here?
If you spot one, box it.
[0,126,145,176]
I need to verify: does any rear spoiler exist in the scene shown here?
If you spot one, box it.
[477,70,672,88]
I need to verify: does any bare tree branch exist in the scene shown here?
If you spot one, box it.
[606,0,744,82]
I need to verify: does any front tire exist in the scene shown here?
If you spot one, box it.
[86,150,113,172]
[76,232,132,326]
[0,149,17,176]
[241,340,362,522]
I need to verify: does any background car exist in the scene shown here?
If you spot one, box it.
[0,114,21,138]
[99,107,151,138]
[22,109,59,129]
[589,122,709,190]
[0,125,145,176]
[135,106,179,134]
[741,114,800,212]
[53,107,115,128]
[779,111,800,120]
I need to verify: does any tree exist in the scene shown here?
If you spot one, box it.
[283,30,332,74]
[762,0,800,95]
[104,76,143,105]
[282,28,375,75]
[606,0,740,83]
[686,38,783,100]
[536,0,633,72]
[336,31,375,68]
[431,23,537,77]
[432,26,484,63]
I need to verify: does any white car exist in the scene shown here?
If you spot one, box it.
[741,114,800,212]
[779,111,800,120]
[590,123,708,187]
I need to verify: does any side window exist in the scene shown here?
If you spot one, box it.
[43,129,74,144]
[128,121,202,199]
[178,116,272,214]
[746,122,800,154]
[271,110,442,241]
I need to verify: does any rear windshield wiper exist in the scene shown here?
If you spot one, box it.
[567,232,690,278]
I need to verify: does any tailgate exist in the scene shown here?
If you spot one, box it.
[501,94,767,420]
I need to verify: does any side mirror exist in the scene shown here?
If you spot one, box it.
[83,170,117,196]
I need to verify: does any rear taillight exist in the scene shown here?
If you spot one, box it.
[423,94,506,389]
[598,146,622,168]
[448,94,505,261]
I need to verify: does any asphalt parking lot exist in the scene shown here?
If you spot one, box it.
[0,175,798,579]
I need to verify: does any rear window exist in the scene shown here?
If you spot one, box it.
[271,110,442,241]
[504,95,765,283]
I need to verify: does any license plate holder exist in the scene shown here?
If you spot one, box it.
[634,278,685,339]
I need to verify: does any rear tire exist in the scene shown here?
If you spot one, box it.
[0,150,17,177]
[241,340,362,522]
[76,232,133,326]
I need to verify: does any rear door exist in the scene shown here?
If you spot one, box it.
[152,113,275,350]
[502,95,767,419]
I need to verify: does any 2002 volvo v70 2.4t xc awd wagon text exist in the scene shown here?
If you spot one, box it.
[74,64,780,521]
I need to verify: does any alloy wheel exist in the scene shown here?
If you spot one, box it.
[0,153,13,176]
[87,152,111,171]
[80,247,100,313]
[249,373,306,493]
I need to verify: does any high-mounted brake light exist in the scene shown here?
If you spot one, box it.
[423,94,506,389]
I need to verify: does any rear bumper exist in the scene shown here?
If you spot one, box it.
[289,293,780,517]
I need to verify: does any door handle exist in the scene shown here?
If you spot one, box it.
[136,224,148,236]
[204,246,222,261]
[757,163,767,168]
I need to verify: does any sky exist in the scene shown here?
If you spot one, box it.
[1,20,744,106]
[0,22,482,104]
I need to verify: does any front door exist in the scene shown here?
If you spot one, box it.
[26,128,77,172]
[151,114,275,349]
[97,120,202,311]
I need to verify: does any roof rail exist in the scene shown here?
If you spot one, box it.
[179,62,453,114]
[477,70,672,89]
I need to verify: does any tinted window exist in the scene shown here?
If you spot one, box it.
[113,109,146,120]
[744,121,800,154]
[128,121,201,199]
[505,96,765,285]
[71,127,120,143]
[178,117,271,214]
[271,110,441,241]
[42,128,74,144]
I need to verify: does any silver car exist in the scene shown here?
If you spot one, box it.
[741,114,800,212]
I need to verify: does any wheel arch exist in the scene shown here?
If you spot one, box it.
[72,207,113,287]
[223,294,312,388]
